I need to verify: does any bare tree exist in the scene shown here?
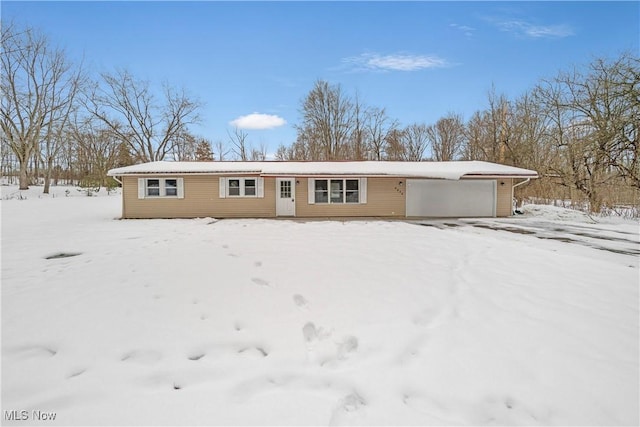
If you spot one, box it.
[461,112,486,161]
[384,128,406,160]
[427,113,465,161]
[402,123,430,161]
[85,69,200,162]
[213,140,229,161]
[366,107,398,160]
[249,142,268,161]
[228,126,249,160]
[1,23,82,190]
[296,80,354,160]
[530,54,640,211]
[274,143,289,161]
[170,130,197,161]
[40,71,83,193]
[348,91,369,160]
[68,115,121,188]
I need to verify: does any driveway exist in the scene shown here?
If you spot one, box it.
[411,217,640,257]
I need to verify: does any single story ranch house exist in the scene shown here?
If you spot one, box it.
[107,160,538,219]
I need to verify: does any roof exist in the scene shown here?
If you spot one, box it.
[107,160,538,180]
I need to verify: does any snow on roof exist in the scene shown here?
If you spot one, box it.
[107,160,538,179]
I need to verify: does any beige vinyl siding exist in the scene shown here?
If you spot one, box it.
[296,177,406,217]
[120,175,511,219]
[122,175,275,218]
[496,178,513,217]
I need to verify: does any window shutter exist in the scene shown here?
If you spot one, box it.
[219,177,226,198]
[138,178,145,199]
[359,178,367,204]
[307,178,315,204]
[257,177,264,198]
[177,178,184,199]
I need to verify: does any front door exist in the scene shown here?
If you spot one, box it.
[276,178,295,216]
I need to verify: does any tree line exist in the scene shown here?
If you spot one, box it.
[2,23,638,213]
[1,23,214,192]
[277,55,638,213]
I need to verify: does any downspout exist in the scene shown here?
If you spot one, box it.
[112,176,123,185]
[512,178,531,214]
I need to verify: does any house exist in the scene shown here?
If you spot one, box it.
[106,160,538,219]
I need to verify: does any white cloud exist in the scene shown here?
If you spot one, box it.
[343,53,449,72]
[229,113,286,130]
[497,20,574,39]
[450,23,475,37]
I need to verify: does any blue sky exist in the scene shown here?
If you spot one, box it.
[3,1,638,158]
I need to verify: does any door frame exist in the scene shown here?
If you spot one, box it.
[275,177,296,217]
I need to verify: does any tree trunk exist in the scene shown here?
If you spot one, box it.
[43,158,53,194]
[18,162,29,190]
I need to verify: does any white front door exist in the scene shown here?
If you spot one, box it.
[276,178,295,216]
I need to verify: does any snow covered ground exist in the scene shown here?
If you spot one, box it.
[2,185,638,426]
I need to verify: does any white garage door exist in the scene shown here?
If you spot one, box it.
[406,179,496,217]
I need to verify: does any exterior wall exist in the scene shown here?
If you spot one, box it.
[496,178,513,217]
[122,175,275,219]
[295,177,406,218]
[120,175,513,219]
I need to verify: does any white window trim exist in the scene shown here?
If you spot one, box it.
[219,177,264,198]
[308,178,367,205]
[137,178,184,199]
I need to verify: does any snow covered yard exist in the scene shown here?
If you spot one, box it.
[1,186,638,426]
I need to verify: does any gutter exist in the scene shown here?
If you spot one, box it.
[512,178,531,189]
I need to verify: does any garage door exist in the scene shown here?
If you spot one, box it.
[406,179,496,217]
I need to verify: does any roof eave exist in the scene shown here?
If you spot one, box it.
[462,173,539,179]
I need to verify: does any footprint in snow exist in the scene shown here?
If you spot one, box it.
[12,345,57,359]
[336,336,358,360]
[251,277,270,287]
[329,392,367,425]
[341,392,366,412]
[237,346,269,358]
[293,294,309,309]
[254,261,262,267]
[120,350,162,364]
[67,369,86,379]
[302,322,318,343]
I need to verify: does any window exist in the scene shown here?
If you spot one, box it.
[165,179,178,196]
[314,180,328,203]
[313,179,361,204]
[330,179,343,203]
[280,180,291,198]
[228,179,241,196]
[138,178,184,199]
[146,179,160,197]
[346,179,359,203]
[219,177,264,198]
[245,179,256,196]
